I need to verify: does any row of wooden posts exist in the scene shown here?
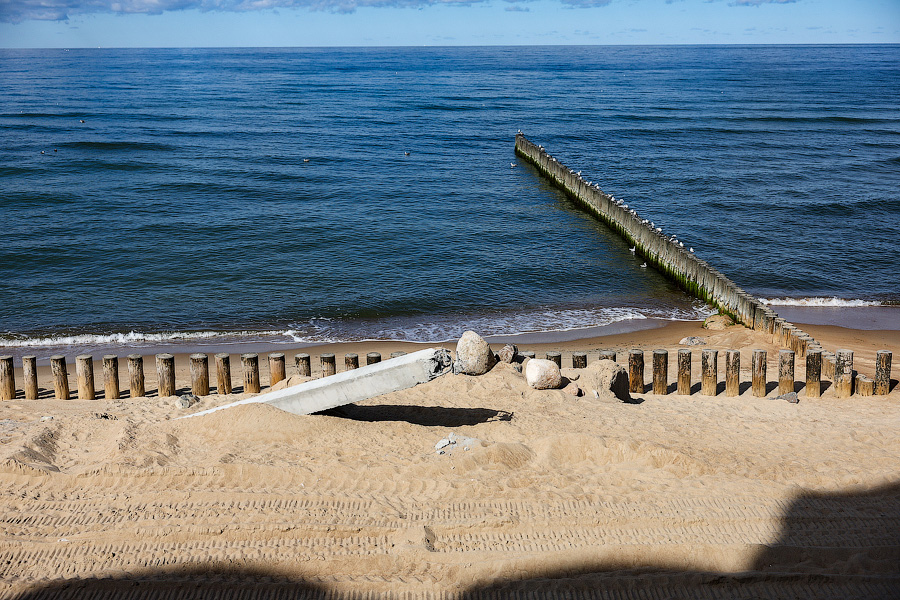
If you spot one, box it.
[0,347,891,401]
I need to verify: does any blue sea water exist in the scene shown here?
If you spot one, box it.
[1,45,898,352]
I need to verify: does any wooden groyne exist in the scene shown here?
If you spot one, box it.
[0,347,890,401]
[514,133,842,369]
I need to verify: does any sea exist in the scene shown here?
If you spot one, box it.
[1,45,898,359]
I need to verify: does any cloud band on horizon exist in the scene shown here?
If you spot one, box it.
[0,0,799,24]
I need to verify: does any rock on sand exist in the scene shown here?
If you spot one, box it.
[525,359,563,390]
[582,359,630,401]
[455,330,497,375]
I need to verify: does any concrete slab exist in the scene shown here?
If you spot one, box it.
[179,347,453,419]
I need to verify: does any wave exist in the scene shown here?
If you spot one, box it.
[0,305,713,350]
[759,297,882,307]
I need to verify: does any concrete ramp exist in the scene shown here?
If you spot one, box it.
[180,347,453,419]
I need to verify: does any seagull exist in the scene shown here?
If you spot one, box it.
[689,247,694,253]
[640,262,647,268]
[510,163,516,168]
[303,158,309,163]
[404,151,410,156]
[655,227,662,233]
[79,120,84,123]
[679,241,684,248]
[629,247,636,254]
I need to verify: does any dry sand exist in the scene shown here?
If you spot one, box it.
[1,320,898,599]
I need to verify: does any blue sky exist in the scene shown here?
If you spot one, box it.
[1,0,898,47]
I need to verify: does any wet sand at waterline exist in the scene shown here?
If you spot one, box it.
[1,320,898,599]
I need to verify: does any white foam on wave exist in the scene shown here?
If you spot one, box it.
[0,329,303,348]
[0,304,713,350]
[759,297,882,308]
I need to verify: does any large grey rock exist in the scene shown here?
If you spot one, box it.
[679,336,707,346]
[176,394,200,409]
[525,359,563,390]
[582,359,630,402]
[454,331,497,375]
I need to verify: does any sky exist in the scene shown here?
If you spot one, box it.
[0,0,898,47]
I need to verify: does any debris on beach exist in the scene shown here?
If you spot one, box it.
[434,432,481,455]
[777,391,800,404]
[679,336,707,346]
[176,394,200,409]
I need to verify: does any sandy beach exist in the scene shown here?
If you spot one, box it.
[0,319,898,599]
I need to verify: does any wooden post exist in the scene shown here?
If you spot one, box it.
[241,353,260,393]
[701,349,718,396]
[725,350,740,397]
[0,356,14,400]
[546,351,562,367]
[215,353,232,395]
[50,355,70,400]
[190,354,210,396]
[572,352,587,369]
[875,350,892,395]
[677,349,691,395]
[390,351,406,359]
[856,374,874,396]
[366,352,381,365]
[805,350,821,398]
[834,349,854,398]
[156,354,176,397]
[778,349,795,395]
[295,353,311,376]
[599,350,616,362]
[22,356,38,400]
[652,349,668,395]
[127,354,145,398]
[103,355,119,400]
[628,349,644,394]
[823,353,836,380]
[75,355,95,400]
[751,349,767,397]
[321,353,336,377]
[345,353,359,370]
[268,353,286,386]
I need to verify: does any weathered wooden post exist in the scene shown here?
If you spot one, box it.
[546,351,562,367]
[628,349,644,394]
[345,353,359,370]
[215,353,232,394]
[295,353,311,376]
[268,353,286,386]
[834,349,854,398]
[725,350,740,397]
[599,350,616,362]
[677,349,691,395]
[366,352,381,365]
[190,353,210,396]
[103,355,119,400]
[22,356,38,400]
[156,354,176,397]
[875,350,892,395]
[51,355,70,400]
[0,356,14,400]
[321,354,336,377]
[521,350,536,360]
[751,350,767,397]
[127,354,145,398]
[823,352,836,380]
[701,349,718,396]
[241,353,260,394]
[572,352,587,369]
[805,349,822,398]
[76,355,95,400]
[390,351,406,359]
[652,349,668,395]
[856,374,874,396]
[778,350,795,395]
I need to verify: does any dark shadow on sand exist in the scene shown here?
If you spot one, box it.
[319,404,513,427]
[11,482,900,599]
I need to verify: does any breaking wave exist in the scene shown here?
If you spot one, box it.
[759,297,882,307]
